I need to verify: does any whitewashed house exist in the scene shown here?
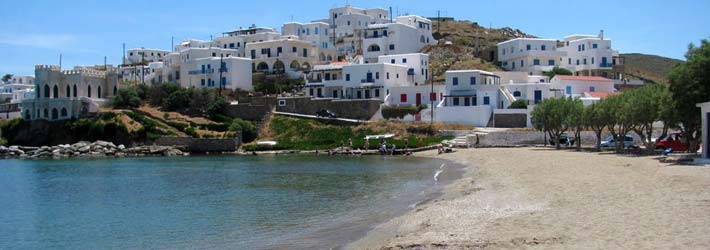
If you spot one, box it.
[159,46,251,90]
[378,53,430,86]
[497,38,565,75]
[497,71,553,106]
[1,76,35,104]
[558,33,619,77]
[125,48,170,64]
[246,36,324,78]
[550,75,615,105]
[214,26,282,58]
[362,16,436,63]
[305,62,411,101]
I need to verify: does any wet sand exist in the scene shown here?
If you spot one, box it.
[348,148,710,250]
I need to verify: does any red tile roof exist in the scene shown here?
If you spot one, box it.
[556,75,614,82]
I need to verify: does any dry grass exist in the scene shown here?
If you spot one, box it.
[138,105,216,125]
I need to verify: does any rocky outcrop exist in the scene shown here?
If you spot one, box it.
[0,141,188,159]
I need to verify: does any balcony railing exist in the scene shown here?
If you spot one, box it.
[188,68,227,75]
[599,63,614,68]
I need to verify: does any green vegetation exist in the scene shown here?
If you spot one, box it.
[666,38,710,152]
[381,105,428,119]
[113,88,142,108]
[228,119,257,142]
[253,75,304,95]
[531,97,583,150]
[622,53,684,84]
[244,116,455,151]
[543,67,574,79]
[508,99,528,109]
[424,45,502,82]
[2,74,12,83]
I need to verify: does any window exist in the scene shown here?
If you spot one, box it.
[520,60,524,67]
[583,58,587,65]
[375,89,380,97]
[212,53,216,57]
[512,62,516,69]
[548,60,555,66]
[533,59,540,65]
[576,60,580,65]
[590,86,596,92]
[315,27,319,35]
[568,58,572,65]
[593,43,598,49]
[400,94,407,103]
[452,77,459,85]
[375,72,379,79]
[229,43,235,48]
[483,96,490,105]
[306,28,310,35]
[391,59,395,64]
[389,44,395,50]
[541,45,546,51]
[278,99,286,106]
[277,47,282,55]
[346,74,350,81]
[513,91,521,97]
[292,47,297,53]
[526,44,531,50]
[201,79,205,86]
[387,72,390,79]
[566,86,572,95]
[453,97,459,106]
[303,48,308,57]
[470,77,476,85]
[592,57,595,65]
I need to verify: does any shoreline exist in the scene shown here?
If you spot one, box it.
[348,147,710,249]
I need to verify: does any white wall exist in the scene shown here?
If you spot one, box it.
[551,76,615,96]
[378,53,429,85]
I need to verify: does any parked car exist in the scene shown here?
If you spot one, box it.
[315,109,336,118]
[549,133,576,146]
[600,135,635,149]
[655,133,689,151]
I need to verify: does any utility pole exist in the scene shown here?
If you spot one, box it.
[219,54,224,96]
[59,53,62,69]
[141,52,145,85]
[437,10,441,35]
[171,36,174,52]
[122,43,126,65]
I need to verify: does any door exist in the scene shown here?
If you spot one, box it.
[317,88,322,97]
[534,90,542,104]
[333,90,338,98]
[416,93,422,106]
[601,57,608,67]
[365,90,371,99]
[464,97,470,106]
[366,72,373,82]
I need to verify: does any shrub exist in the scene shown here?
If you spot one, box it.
[112,88,141,108]
[228,119,257,142]
[508,99,528,109]
[184,127,199,138]
[382,106,420,119]
[206,97,228,120]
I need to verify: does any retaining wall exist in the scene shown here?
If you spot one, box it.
[154,137,240,152]
[276,97,381,120]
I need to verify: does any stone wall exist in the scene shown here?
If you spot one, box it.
[493,113,527,128]
[224,96,277,121]
[276,97,381,120]
[154,137,240,153]
[471,130,666,148]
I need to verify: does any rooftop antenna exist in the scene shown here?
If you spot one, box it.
[389,7,393,22]
[171,36,175,52]
[59,53,62,69]
[122,43,126,65]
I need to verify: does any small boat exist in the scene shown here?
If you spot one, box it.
[364,134,395,140]
[256,141,278,146]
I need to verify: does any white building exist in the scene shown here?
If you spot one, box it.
[125,48,170,64]
[21,65,119,121]
[497,38,564,75]
[246,36,329,78]
[496,71,553,106]
[551,75,615,97]
[362,16,435,62]
[305,62,411,100]
[498,31,621,78]
[378,53,430,86]
[698,102,710,160]
[215,26,282,58]
[182,57,252,90]
[282,22,334,51]
[1,75,35,104]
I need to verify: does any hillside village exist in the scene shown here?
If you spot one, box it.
[0,4,705,157]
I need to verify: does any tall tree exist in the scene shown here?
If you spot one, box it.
[668,38,710,152]
[628,84,669,153]
[583,102,612,151]
[564,97,585,151]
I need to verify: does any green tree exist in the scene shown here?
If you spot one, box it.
[627,84,670,153]
[532,98,570,149]
[583,102,613,151]
[564,97,585,151]
[112,88,142,108]
[229,118,257,143]
[206,97,228,121]
[1,74,12,83]
[508,99,528,109]
[162,88,193,111]
[543,67,573,79]
[667,38,710,152]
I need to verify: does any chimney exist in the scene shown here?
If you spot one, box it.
[599,30,604,40]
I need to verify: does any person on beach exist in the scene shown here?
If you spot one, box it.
[391,144,397,156]
[364,139,370,152]
[404,140,409,156]
[418,138,424,148]
[380,142,387,155]
[348,138,354,155]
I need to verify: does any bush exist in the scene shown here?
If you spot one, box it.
[228,119,257,142]
[162,88,193,111]
[184,127,199,138]
[508,99,528,109]
[544,67,574,79]
[206,97,228,120]
[113,88,141,108]
[382,106,420,119]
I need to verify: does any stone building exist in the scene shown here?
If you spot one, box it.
[21,65,119,121]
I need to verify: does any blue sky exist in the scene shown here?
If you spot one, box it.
[1,0,708,76]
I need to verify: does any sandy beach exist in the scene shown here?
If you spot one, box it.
[348,148,710,250]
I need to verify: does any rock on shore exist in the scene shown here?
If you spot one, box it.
[0,141,188,159]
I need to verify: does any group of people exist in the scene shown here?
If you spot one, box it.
[315,137,420,156]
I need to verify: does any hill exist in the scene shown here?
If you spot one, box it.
[427,18,681,84]
[621,53,683,84]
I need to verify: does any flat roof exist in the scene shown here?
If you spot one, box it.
[497,38,557,45]
[556,75,613,82]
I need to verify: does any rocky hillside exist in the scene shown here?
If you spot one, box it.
[427,18,680,84]
[621,53,683,84]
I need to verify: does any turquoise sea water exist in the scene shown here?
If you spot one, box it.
[0,155,456,249]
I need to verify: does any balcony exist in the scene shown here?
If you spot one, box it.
[188,68,227,75]
[599,63,614,68]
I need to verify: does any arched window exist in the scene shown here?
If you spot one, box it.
[53,85,58,98]
[302,62,312,71]
[113,86,117,96]
[256,62,269,73]
[367,44,381,52]
[61,108,68,117]
[73,84,77,97]
[289,61,300,70]
[24,110,31,120]
[87,85,92,98]
[273,60,285,74]
[51,108,58,120]
[36,85,40,98]
[43,108,49,119]
[65,85,70,97]
[44,85,50,98]
[97,86,102,99]
[513,91,521,97]
[420,35,426,43]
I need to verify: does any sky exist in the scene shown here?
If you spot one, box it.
[1,0,708,76]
